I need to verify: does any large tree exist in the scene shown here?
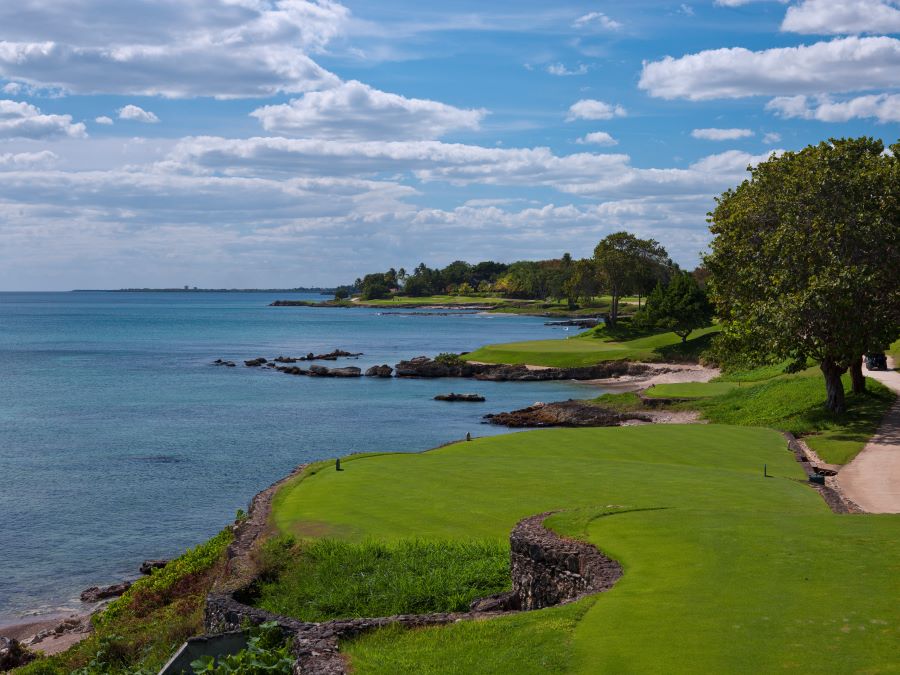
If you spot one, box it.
[642,273,714,343]
[706,137,900,413]
[594,232,671,325]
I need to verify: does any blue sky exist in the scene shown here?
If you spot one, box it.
[0,0,898,290]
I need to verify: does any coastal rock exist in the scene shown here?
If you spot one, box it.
[80,581,132,603]
[308,365,361,377]
[213,359,236,367]
[0,637,35,670]
[395,357,651,382]
[365,365,393,377]
[140,559,169,575]
[244,358,268,367]
[434,393,485,402]
[544,319,601,328]
[484,400,652,428]
[274,350,363,363]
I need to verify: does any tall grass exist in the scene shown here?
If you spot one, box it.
[254,537,510,622]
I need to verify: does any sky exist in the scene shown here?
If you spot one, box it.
[0,0,898,290]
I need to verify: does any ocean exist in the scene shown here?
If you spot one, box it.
[0,292,600,623]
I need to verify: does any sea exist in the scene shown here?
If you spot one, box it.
[0,291,603,624]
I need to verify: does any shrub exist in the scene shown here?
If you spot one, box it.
[434,352,463,366]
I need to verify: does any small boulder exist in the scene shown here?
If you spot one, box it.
[434,393,485,402]
[0,637,35,670]
[80,581,131,603]
[244,357,268,367]
[365,365,393,377]
[139,559,169,575]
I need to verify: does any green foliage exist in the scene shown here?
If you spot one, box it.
[359,273,390,300]
[588,391,644,412]
[254,538,510,621]
[333,286,351,301]
[433,352,464,366]
[191,622,293,675]
[637,273,714,343]
[594,231,674,325]
[706,136,900,412]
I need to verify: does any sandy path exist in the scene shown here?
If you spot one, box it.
[835,357,900,514]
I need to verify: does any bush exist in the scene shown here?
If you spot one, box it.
[434,352,464,366]
[191,622,293,674]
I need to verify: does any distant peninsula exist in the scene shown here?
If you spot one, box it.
[72,287,336,293]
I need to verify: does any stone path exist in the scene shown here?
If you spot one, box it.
[836,357,900,514]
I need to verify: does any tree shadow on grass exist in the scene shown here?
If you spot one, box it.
[654,332,717,363]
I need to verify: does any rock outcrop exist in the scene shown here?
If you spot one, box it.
[274,365,362,377]
[140,559,169,575]
[434,393,485,402]
[244,358,268,367]
[364,365,393,377]
[484,400,652,427]
[80,581,131,602]
[274,350,362,363]
[394,356,651,382]
[0,637,35,670]
[213,359,236,367]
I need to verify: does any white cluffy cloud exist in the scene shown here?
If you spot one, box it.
[0,0,347,98]
[118,105,159,123]
[546,63,589,76]
[573,12,622,30]
[782,0,900,35]
[566,99,627,121]
[250,80,485,141]
[0,99,86,139]
[576,131,618,146]
[767,93,900,123]
[714,0,788,6]
[640,36,900,100]
[763,132,782,143]
[691,128,754,141]
[0,150,58,169]
[95,116,113,125]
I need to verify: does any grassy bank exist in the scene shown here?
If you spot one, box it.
[270,426,899,674]
[18,529,233,674]
[465,325,719,367]
[640,366,895,464]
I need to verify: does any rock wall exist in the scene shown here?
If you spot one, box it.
[510,512,622,610]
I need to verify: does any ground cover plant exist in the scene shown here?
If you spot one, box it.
[270,426,900,674]
[252,537,509,621]
[464,325,719,367]
[16,529,233,675]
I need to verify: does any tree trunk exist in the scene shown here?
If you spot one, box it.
[609,291,619,326]
[850,358,866,394]
[820,360,847,414]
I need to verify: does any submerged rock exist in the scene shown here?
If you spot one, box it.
[244,357,268,367]
[484,400,652,428]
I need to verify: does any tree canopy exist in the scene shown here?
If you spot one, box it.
[706,137,900,413]
[640,273,714,343]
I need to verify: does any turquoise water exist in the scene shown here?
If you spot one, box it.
[0,292,598,622]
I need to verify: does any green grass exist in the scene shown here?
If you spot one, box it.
[693,372,895,464]
[464,325,720,367]
[358,295,509,306]
[588,391,644,411]
[253,537,509,621]
[270,425,900,674]
[643,381,740,399]
[889,337,900,367]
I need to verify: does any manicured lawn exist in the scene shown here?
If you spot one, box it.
[464,325,720,367]
[643,381,740,398]
[889,337,900,367]
[358,295,508,306]
[271,426,900,674]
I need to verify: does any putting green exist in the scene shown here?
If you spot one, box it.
[271,426,900,674]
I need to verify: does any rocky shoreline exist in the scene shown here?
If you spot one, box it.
[484,400,652,427]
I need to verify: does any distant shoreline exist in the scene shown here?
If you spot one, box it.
[70,288,336,293]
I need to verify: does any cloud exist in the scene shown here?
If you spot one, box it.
[566,99,627,121]
[95,116,113,125]
[0,0,347,98]
[250,80,485,141]
[691,128,754,140]
[546,63,589,76]
[762,131,782,143]
[576,131,618,146]
[0,99,86,139]
[573,12,622,30]
[714,0,788,6]
[118,105,159,123]
[782,0,900,35]
[766,93,900,123]
[639,36,900,100]
[0,150,58,169]
[679,4,695,15]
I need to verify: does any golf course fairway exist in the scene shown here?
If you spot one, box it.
[271,425,900,674]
